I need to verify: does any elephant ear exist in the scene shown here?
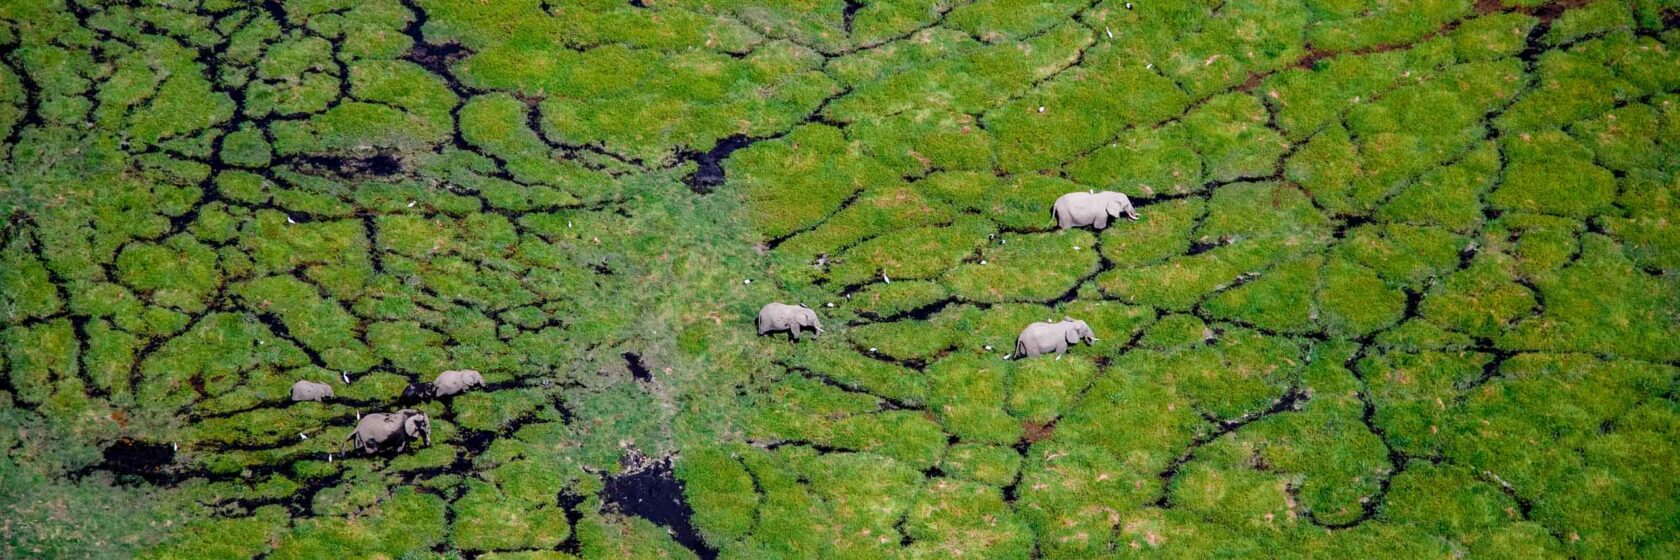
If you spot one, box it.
[1106,199,1124,217]
[403,414,425,437]
[1065,326,1082,344]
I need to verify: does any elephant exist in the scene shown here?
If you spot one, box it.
[343,409,431,455]
[1011,317,1098,359]
[1052,191,1139,230]
[757,302,824,340]
[433,369,485,397]
[399,382,437,404]
[290,380,334,402]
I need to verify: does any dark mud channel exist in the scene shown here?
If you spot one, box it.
[90,438,177,484]
[602,457,717,559]
[681,135,756,194]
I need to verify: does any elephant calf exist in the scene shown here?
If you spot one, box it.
[433,369,484,397]
[290,380,334,402]
[1012,317,1097,359]
[399,382,436,405]
[1052,191,1139,230]
[343,409,431,455]
[757,302,823,340]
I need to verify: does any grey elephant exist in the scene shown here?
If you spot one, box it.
[433,370,485,397]
[1011,317,1098,359]
[1052,191,1139,230]
[290,380,334,402]
[757,302,824,340]
[343,409,431,455]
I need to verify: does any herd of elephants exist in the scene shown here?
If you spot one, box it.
[306,190,1140,458]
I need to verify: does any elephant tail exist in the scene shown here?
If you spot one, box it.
[342,430,357,455]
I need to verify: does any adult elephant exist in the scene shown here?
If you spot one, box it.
[290,380,334,402]
[1011,317,1097,359]
[343,409,431,455]
[757,302,824,340]
[1052,191,1139,230]
[432,369,485,397]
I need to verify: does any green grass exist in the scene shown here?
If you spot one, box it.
[2,1,1677,558]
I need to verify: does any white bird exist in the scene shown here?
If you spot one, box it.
[1146,63,1153,69]
[568,221,573,228]
[407,201,417,208]
[980,260,988,265]
[743,278,752,285]
[341,371,351,384]
[1073,246,1081,251]
[984,345,994,351]
[882,272,891,284]
[1125,2,1134,9]
[869,347,877,352]
[1106,27,1113,38]
[328,453,333,463]
[826,302,835,308]
[1056,354,1063,361]
[1037,106,1046,113]
[355,410,362,420]
[299,433,309,440]
[172,442,178,452]
[286,216,297,224]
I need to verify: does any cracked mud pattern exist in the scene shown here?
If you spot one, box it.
[1,1,1677,558]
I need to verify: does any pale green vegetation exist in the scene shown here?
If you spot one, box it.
[1,0,1678,559]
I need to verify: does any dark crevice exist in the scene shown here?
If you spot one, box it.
[623,352,652,382]
[600,456,718,560]
[678,134,760,194]
[1155,386,1309,508]
[842,0,863,35]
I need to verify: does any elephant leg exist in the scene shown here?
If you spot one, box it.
[790,327,801,341]
[1094,213,1108,230]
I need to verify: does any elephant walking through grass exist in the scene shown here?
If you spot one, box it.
[290,380,334,402]
[1011,317,1097,359]
[757,302,824,340]
[343,409,431,455]
[1053,191,1139,230]
[433,369,484,397]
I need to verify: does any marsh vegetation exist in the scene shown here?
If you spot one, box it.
[1,0,1677,558]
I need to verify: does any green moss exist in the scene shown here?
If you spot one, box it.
[733,125,898,240]
[1500,236,1680,362]
[927,354,1022,445]
[944,229,1099,303]
[827,216,994,287]
[0,231,64,322]
[450,479,571,552]
[939,443,1022,487]
[1490,129,1619,218]
[1065,125,1204,199]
